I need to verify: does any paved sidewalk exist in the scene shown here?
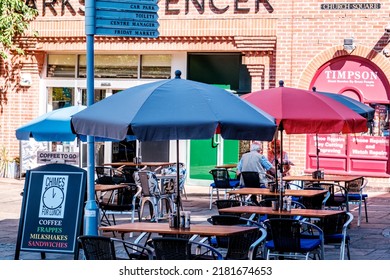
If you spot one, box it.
[1,178,390,260]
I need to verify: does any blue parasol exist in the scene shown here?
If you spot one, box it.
[71,70,277,228]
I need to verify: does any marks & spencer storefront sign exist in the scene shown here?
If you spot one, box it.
[25,0,273,15]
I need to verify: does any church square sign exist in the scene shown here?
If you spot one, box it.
[321,3,381,10]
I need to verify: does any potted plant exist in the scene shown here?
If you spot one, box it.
[0,147,20,178]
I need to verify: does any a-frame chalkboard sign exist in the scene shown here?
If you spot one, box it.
[15,164,87,259]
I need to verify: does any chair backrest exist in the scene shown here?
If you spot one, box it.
[209,168,232,189]
[317,212,353,236]
[345,177,365,193]
[301,184,330,209]
[120,167,139,184]
[96,166,112,177]
[77,235,116,260]
[318,183,347,207]
[208,214,243,225]
[207,214,262,253]
[240,171,261,188]
[95,166,115,184]
[134,171,160,197]
[265,218,303,252]
[117,184,140,206]
[152,237,192,260]
[161,163,187,192]
[215,199,241,215]
[225,228,261,260]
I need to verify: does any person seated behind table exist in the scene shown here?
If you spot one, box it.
[236,142,275,203]
[267,139,292,177]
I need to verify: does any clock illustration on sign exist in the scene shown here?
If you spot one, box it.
[42,186,64,209]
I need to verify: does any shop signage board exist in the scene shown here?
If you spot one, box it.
[95,18,159,30]
[96,0,159,12]
[306,134,390,174]
[95,28,159,38]
[95,11,158,22]
[95,0,159,38]
[14,164,87,259]
[37,151,79,165]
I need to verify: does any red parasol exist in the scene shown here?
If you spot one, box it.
[242,81,368,209]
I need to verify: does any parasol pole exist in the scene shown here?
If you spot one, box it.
[174,71,181,227]
[312,87,320,171]
[176,139,181,227]
[279,126,284,211]
[273,129,279,191]
[316,134,320,170]
[84,0,98,235]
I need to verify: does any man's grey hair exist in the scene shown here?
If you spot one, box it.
[250,142,261,152]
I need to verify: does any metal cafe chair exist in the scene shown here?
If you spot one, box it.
[209,168,240,209]
[264,218,324,260]
[95,166,125,185]
[98,184,141,227]
[225,227,267,260]
[240,171,262,187]
[204,215,267,259]
[77,235,153,260]
[316,212,353,260]
[344,178,368,227]
[152,237,223,260]
[134,170,173,221]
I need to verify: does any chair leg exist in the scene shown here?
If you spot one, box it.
[181,185,188,200]
[364,199,368,222]
[139,200,147,221]
[151,199,159,222]
[209,187,213,209]
[357,200,362,227]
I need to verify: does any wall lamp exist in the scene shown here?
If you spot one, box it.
[385,24,390,34]
[343,38,355,52]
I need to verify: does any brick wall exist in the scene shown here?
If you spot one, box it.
[1,0,390,188]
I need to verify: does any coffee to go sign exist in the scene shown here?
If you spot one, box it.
[37,151,79,165]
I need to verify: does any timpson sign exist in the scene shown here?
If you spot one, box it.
[25,0,274,16]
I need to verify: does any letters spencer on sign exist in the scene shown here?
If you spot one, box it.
[15,164,87,259]
[25,0,275,16]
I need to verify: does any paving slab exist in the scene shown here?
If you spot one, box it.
[0,178,389,260]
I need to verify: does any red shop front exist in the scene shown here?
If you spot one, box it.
[306,134,389,176]
[307,56,390,177]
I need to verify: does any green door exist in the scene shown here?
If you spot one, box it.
[189,138,239,180]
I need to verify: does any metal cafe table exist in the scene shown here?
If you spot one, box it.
[99,222,258,244]
[103,161,174,168]
[283,174,364,211]
[283,174,364,184]
[228,188,328,198]
[219,205,344,219]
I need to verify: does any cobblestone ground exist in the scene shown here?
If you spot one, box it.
[1,178,390,260]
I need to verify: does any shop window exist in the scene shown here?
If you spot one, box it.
[141,54,171,79]
[81,89,107,105]
[47,55,76,77]
[370,104,389,137]
[48,87,74,109]
[78,54,138,78]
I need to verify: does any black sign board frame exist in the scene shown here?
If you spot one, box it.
[14,164,87,259]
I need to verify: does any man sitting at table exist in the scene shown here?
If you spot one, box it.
[236,141,275,204]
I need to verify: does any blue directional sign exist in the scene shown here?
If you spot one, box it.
[96,19,159,30]
[96,0,159,12]
[95,0,160,38]
[96,10,159,22]
[95,27,159,38]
